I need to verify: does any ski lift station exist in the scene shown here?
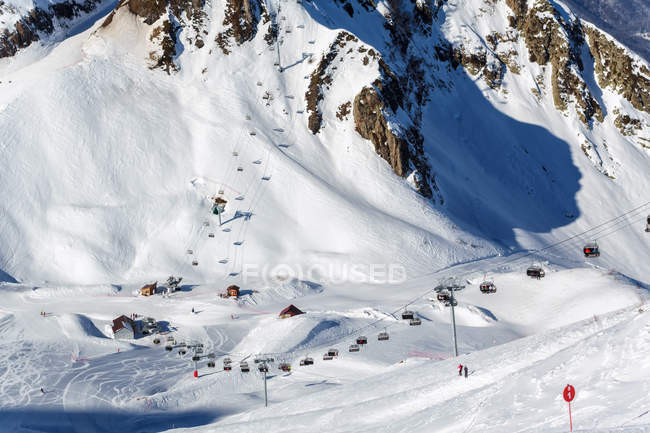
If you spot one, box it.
[111,315,136,339]
[140,282,157,296]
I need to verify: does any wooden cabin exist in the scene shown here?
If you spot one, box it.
[141,282,157,297]
[112,315,135,339]
[279,304,304,318]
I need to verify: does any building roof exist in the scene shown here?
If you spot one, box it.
[279,304,304,317]
[112,315,135,334]
[141,282,157,291]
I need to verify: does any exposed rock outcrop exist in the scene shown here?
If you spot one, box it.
[584,26,650,114]
[215,0,265,54]
[305,31,357,134]
[353,87,409,178]
[0,1,99,58]
[506,0,603,125]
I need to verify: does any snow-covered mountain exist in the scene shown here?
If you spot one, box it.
[0,0,648,286]
[0,0,649,432]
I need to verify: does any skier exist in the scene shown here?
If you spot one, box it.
[40,387,44,394]
[464,366,468,378]
[192,307,195,314]
[458,363,463,376]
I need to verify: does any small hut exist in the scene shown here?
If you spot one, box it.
[227,285,240,298]
[279,304,304,318]
[112,315,136,339]
[141,282,157,296]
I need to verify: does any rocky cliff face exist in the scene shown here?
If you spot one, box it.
[0,0,104,58]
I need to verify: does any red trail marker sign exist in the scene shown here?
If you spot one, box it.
[563,384,575,431]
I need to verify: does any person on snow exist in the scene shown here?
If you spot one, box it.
[458,364,463,376]
[191,307,195,314]
[40,388,44,394]
[464,366,468,378]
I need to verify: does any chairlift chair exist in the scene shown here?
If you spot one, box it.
[401,310,414,320]
[322,354,334,360]
[300,357,314,366]
[279,363,291,372]
[437,293,450,302]
[327,348,339,357]
[349,344,360,352]
[192,260,198,266]
[192,355,200,362]
[186,249,193,254]
[208,233,214,238]
[377,331,389,341]
[153,338,160,344]
[526,265,545,279]
[409,318,422,326]
[165,345,173,351]
[583,241,600,258]
[258,364,268,372]
[207,361,215,368]
[232,151,238,156]
[249,131,256,136]
[646,215,650,232]
[218,189,225,194]
[207,353,215,359]
[240,361,250,372]
[356,336,367,345]
[237,166,244,172]
[479,281,497,294]
[223,358,232,371]
[203,221,210,226]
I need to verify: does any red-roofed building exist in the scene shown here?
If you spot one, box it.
[112,315,136,339]
[279,304,304,319]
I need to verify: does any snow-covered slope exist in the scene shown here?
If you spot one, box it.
[0,0,649,431]
[0,265,648,432]
[0,0,648,286]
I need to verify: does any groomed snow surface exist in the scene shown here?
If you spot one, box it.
[1,262,649,433]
